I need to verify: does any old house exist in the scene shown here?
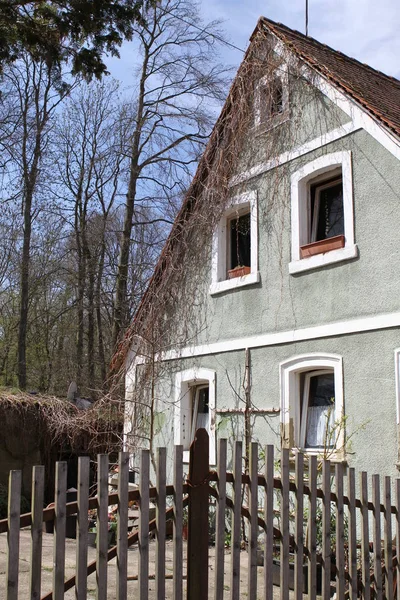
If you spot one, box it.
[120,17,400,478]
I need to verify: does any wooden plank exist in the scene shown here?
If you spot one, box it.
[6,470,21,600]
[156,447,167,600]
[396,479,400,600]
[248,442,258,600]
[372,474,383,600]
[230,441,242,600]
[117,451,129,600]
[187,428,209,600]
[294,452,304,600]
[360,471,371,600]
[76,456,90,600]
[96,454,109,600]
[173,445,183,600]
[321,459,331,600]
[280,447,290,600]
[264,445,274,600]
[215,438,227,600]
[53,461,67,600]
[384,476,394,600]
[307,455,317,600]
[335,463,345,600]
[347,468,358,600]
[29,465,44,600]
[139,449,150,600]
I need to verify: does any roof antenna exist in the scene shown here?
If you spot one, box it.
[305,0,309,36]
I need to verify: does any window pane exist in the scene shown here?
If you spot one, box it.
[305,373,335,448]
[195,387,209,431]
[230,213,251,269]
[314,182,344,241]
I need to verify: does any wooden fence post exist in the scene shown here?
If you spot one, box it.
[187,428,209,600]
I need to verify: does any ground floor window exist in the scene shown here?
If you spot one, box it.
[300,369,335,449]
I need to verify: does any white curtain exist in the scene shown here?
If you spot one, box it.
[195,413,209,431]
[305,405,334,447]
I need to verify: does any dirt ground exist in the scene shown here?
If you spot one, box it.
[0,529,292,599]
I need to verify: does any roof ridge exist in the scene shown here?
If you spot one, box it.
[260,17,400,89]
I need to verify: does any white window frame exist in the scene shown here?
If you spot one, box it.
[210,190,259,295]
[279,353,344,456]
[289,151,358,274]
[255,64,289,131]
[174,368,216,464]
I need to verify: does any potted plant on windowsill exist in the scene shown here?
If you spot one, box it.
[228,265,251,279]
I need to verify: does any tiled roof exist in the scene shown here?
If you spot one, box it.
[259,17,400,138]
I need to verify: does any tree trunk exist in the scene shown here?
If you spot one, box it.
[17,187,33,389]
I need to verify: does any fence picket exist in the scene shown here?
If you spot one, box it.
[97,454,109,600]
[156,447,167,600]
[384,476,394,600]
[361,471,371,600]
[230,441,242,600]
[248,442,258,600]
[139,449,150,600]
[372,474,383,600]
[264,445,274,600]
[30,465,44,600]
[6,470,21,600]
[347,468,358,600]
[76,456,89,600]
[335,463,345,600]
[294,452,304,600]
[307,455,317,600]
[280,448,290,600]
[173,445,183,600]
[116,452,129,600]
[215,438,227,600]
[53,461,67,600]
[321,459,331,600]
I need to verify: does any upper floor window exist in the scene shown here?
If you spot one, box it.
[210,191,259,295]
[289,151,358,274]
[255,66,289,130]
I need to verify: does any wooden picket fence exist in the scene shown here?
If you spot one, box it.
[1,428,400,599]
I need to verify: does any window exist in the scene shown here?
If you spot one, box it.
[290,151,358,274]
[210,191,259,295]
[280,354,344,456]
[174,368,216,463]
[255,66,289,130]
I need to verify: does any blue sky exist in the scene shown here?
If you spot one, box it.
[107,0,400,83]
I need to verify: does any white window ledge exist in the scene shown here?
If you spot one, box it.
[209,271,260,295]
[289,244,358,275]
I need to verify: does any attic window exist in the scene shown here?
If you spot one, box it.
[255,66,289,129]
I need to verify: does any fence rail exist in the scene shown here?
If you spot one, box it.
[1,430,400,599]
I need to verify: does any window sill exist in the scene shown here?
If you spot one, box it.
[209,271,260,296]
[289,244,358,275]
[300,234,345,259]
[291,447,346,464]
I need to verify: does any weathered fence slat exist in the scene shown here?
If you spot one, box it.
[280,447,290,600]
[187,428,209,600]
[173,445,183,600]
[372,474,383,600]
[76,456,89,600]
[321,459,331,600]
[156,447,167,600]
[97,454,109,600]
[335,463,345,600]
[264,445,274,600]
[396,479,400,600]
[53,461,67,600]
[29,465,44,600]
[248,442,258,600]
[347,467,358,600]
[294,452,304,600]
[360,471,371,600]
[230,441,242,600]
[307,455,317,600]
[116,452,129,600]
[384,476,394,600]
[139,449,150,600]
[215,438,227,600]
[6,470,21,600]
